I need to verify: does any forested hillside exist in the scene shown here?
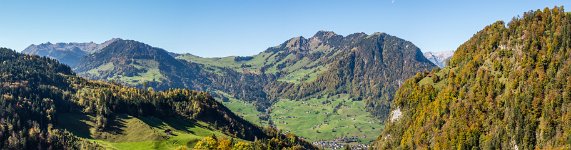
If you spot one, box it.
[375,7,571,149]
[0,48,314,149]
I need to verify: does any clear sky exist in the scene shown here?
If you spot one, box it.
[0,0,569,57]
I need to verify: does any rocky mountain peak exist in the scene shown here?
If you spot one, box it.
[283,36,309,51]
[312,30,338,39]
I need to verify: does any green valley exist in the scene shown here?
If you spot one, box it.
[24,31,436,146]
[270,94,383,143]
[5,1,571,150]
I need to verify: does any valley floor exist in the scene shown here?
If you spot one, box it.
[219,93,383,146]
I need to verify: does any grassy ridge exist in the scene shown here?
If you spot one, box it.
[57,113,229,150]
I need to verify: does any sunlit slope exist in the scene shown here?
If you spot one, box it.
[376,7,571,149]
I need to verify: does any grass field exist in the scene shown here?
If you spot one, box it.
[269,94,383,143]
[82,59,164,86]
[111,60,164,86]
[219,93,384,144]
[176,53,273,75]
[57,113,229,150]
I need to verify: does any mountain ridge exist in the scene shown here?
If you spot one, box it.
[24,31,437,145]
[22,38,121,67]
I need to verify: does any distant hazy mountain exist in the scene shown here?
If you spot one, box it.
[423,51,453,67]
[22,38,120,67]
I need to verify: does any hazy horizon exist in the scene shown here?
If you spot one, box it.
[1,0,570,57]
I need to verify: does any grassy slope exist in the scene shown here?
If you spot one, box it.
[57,113,230,150]
[82,59,164,86]
[216,92,268,126]
[418,67,449,90]
[113,60,164,85]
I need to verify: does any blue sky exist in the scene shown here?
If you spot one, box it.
[0,1,569,57]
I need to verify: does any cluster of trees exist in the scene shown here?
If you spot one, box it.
[376,7,571,149]
[191,133,305,150]
[0,48,315,149]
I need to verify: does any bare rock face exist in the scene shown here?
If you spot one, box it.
[22,38,120,67]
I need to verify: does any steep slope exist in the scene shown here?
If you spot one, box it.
[423,51,454,67]
[375,7,571,149]
[273,32,437,120]
[22,38,119,67]
[0,48,315,149]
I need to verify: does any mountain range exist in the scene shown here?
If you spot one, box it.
[22,38,120,67]
[16,7,571,149]
[23,31,438,144]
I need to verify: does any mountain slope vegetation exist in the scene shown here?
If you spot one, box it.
[24,31,437,144]
[0,48,314,149]
[180,31,437,120]
[375,7,571,149]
